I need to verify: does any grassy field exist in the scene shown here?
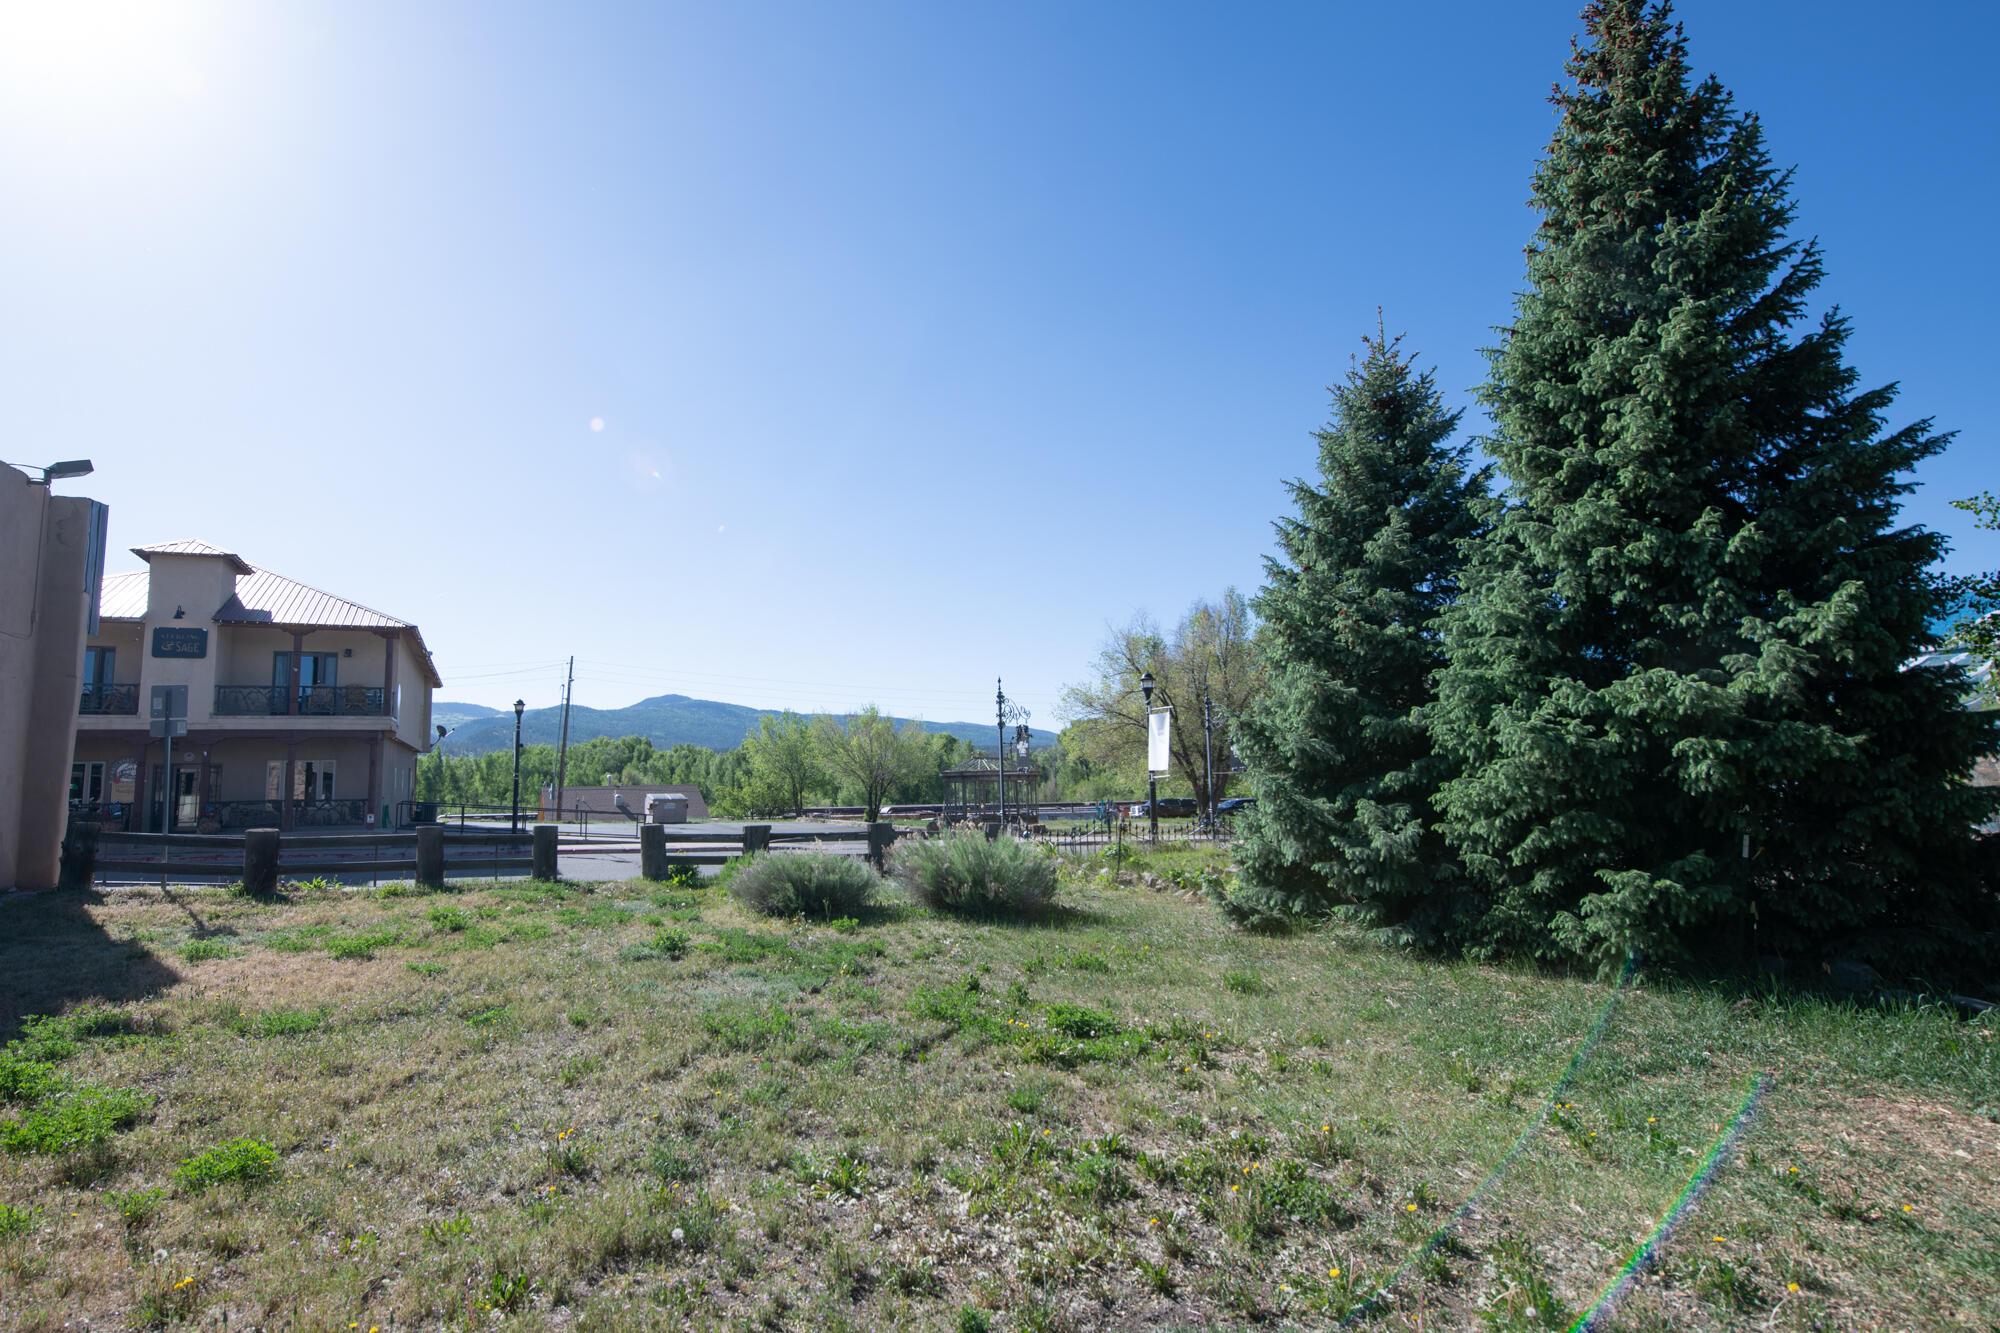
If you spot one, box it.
[1,849,1995,1331]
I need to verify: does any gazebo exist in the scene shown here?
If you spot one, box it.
[940,753,1044,824]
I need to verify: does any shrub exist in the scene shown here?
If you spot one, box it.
[726,852,878,919]
[891,830,1060,917]
[175,1137,279,1190]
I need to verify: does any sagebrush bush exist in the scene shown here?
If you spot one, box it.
[891,830,1060,917]
[726,852,879,919]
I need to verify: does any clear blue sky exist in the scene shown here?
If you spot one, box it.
[6,2,1994,728]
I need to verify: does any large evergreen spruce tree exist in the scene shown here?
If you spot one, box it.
[1226,331,1489,931]
[1431,0,1999,975]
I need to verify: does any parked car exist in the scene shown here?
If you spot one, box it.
[1216,797,1257,815]
[1126,796,1197,818]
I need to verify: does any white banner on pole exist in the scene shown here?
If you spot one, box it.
[1147,708,1171,773]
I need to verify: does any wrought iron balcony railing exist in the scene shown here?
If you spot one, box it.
[78,683,139,715]
[213,685,388,717]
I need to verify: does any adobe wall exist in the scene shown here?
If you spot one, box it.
[0,467,98,890]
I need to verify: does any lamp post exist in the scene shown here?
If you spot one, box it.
[433,724,452,821]
[510,699,525,834]
[1140,670,1158,840]
[995,678,1006,826]
[1201,684,1215,828]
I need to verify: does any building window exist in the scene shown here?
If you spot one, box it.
[84,646,115,686]
[266,758,336,801]
[272,652,338,690]
[70,762,104,802]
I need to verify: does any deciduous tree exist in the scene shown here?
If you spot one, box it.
[1058,592,1263,814]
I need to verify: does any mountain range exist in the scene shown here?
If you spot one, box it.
[431,694,1057,757]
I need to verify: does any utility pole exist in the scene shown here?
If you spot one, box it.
[553,656,574,824]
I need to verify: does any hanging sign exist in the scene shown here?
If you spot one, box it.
[1147,708,1172,774]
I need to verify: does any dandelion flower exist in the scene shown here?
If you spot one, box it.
[1330,1268,1340,1278]
[1712,1236,1724,1242]
[1788,1283,1800,1292]
[1407,1203,1417,1211]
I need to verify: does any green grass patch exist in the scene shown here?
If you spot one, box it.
[1,1086,148,1153]
[175,1137,279,1190]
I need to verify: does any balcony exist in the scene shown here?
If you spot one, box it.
[213,685,389,717]
[79,683,139,715]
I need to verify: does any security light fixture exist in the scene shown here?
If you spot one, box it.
[1140,671,1155,705]
[42,459,92,481]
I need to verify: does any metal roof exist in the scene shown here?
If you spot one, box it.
[98,570,149,620]
[96,556,444,687]
[130,539,254,574]
[214,568,414,630]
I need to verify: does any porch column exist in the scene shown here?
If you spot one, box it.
[133,742,151,834]
[197,743,213,824]
[282,739,297,832]
[287,631,304,716]
[367,734,382,828]
[380,630,397,720]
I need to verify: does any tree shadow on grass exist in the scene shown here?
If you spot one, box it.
[0,889,180,1044]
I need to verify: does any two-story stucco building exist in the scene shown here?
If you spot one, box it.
[71,540,441,832]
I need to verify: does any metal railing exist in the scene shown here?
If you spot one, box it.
[1033,816,1236,859]
[215,798,370,829]
[78,683,139,715]
[214,685,389,716]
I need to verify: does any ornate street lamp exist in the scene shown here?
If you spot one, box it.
[433,724,451,822]
[510,699,525,833]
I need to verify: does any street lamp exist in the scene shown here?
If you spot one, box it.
[996,678,1006,826]
[4,458,94,484]
[433,724,452,821]
[1140,670,1158,840]
[510,700,525,833]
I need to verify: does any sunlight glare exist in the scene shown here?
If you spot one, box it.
[0,1,216,122]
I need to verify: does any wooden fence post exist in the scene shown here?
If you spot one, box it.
[58,820,100,891]
[532,824,558,881]
[640,824,666,881]
[416,824,445,890]
[244,829,280,896]
[741,824,770,856]
[867,822,895,872]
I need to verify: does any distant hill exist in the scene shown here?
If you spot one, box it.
[433,701,505,732]
[433,693,1058,757]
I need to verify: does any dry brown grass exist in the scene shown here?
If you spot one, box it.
[0,860,1993,1331]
